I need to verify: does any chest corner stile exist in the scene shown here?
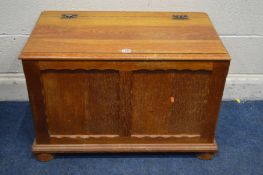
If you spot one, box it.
[20,11,230,161]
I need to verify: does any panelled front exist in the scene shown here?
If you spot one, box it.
[41,70,121,136]
[131,70,211,137]
[38,61,214,144]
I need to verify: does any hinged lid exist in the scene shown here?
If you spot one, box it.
[20,11,230,60]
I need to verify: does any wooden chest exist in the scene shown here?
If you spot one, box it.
[20,11,230,161]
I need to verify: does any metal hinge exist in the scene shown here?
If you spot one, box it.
[172,15,188,20]
[61,14,78,19]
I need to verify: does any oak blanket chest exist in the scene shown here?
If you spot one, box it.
[20,11,230,161]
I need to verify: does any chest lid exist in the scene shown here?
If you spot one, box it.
[20,11,230,60]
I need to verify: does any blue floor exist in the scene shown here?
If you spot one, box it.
[0,101,262,175]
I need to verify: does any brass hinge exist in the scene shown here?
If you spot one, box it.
[61,14,78,19]
[172,15,188,20]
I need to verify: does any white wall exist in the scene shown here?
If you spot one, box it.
[0,0,263,100]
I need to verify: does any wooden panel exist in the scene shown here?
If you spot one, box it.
[23,61,50,144]
[32,26,218,40]
[201,61,230,141]
[32,139,218,153]
[22,39,226,54]
[170,71,211,134]
[20,11,229,60]
[49,135,202,144]
[38,11,213,26]
[119,71,132,136]
[131,70,211,139]
[20,53,230,61]
[38,61,213,71]
[41,70,120,135]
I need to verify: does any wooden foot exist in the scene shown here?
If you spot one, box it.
[197,152,215,160]
[35,153,54,162]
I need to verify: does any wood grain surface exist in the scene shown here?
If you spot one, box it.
[20,11,229,60]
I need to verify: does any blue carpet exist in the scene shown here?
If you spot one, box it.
[0,101,262,175]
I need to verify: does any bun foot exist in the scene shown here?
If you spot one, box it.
[197,152,215,160]
[35,153,54,162]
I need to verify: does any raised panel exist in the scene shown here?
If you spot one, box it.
[131,70,211,138]
[39,67,214,144]
[41,70,120,136]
